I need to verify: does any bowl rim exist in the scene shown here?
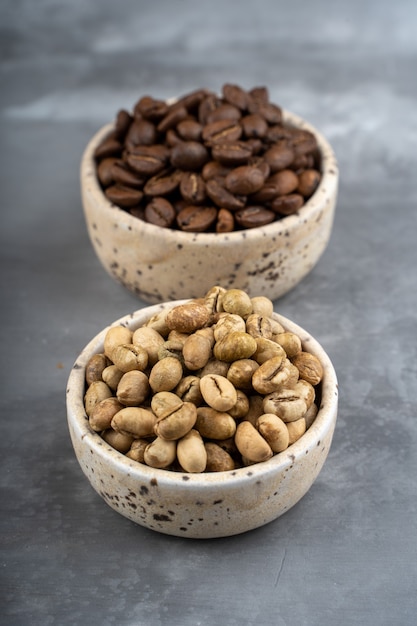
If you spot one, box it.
[80,108,339,244]
[66,300,338,489]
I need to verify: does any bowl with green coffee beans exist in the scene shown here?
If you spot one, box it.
[66,286,338,538]
[80,83,339,304]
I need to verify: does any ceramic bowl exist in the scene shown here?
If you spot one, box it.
[66,300,338,539]
[80,110,338,304]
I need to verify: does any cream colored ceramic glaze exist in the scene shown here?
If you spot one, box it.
[80,111,338,304]
[66,301,338,539]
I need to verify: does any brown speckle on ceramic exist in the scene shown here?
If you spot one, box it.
[66,301,338,538]
[80,111,338,303]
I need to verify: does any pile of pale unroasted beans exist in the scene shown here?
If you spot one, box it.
[94,84,321,232]
[84,287,323,472]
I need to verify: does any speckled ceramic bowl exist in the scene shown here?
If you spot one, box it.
[80,110,338,304]
[66,300,338,539]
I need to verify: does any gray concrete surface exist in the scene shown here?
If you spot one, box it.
[1,1,416,624]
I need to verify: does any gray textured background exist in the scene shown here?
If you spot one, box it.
[1,1,417,624]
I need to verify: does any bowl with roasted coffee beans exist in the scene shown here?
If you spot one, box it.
[80,84,338,303]
[66,286,338,538]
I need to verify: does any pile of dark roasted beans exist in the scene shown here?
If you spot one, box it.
[94,84,321,232]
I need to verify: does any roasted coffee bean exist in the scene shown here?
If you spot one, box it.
[94,133,123,159]
[265,125,294,144]
[202,119,242,144]
[267,169,299,196]
[165,128,183,147]
[177,119,203,141]
[211,141,253,166]
[248,164,293,202]
[145,197,176,228]
[180,172,206,204]
[105,184,144,207]
[225,165,266,195]
[248,157,270,179]
[256,102,282,125]
[157,105,188,133]
[175,88,210,113]
[270,193,304,215]
[201,161,232,180]
[245,138,264,155]
[241,114,268,138]
[176,205,217,232]
[97,157,118,187]
[171,141,209,170]
[247,91,282,124]
[198,94,221,124]
[289,153,315,171]
[144,169,180,196]
[222,83,248,110]
[134,95,168,120]
[264,141,295,172]
[297,169,321,197]
[125,118,157,148]
[114,109,133,139]
[216,208,234,233]
[206,103,242,123]
[206,178,246,211]
[125,153,164,177]
[112,161,147,188]
[248,86,269,105]
[249,180,281,203]
[235,206,275,228]
[289,129,318,156]
[125,145,168,176]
